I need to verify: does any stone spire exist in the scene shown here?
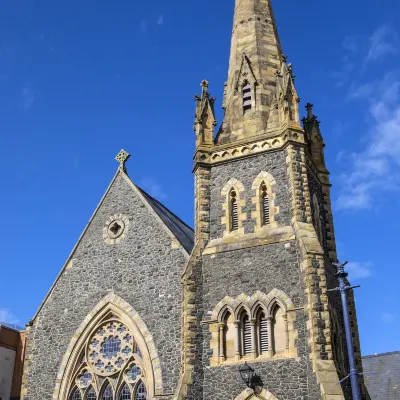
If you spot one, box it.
[216,0,302,145]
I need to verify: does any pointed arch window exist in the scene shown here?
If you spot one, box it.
[119,383,131,400]
[65,311,151,400]
[258,311,269,355]
[230,189,239,232]
[241,313,252,356]
[216,295,291,363]
[242,82,252,113]
[260,183,270,226]
[102,384,113,400]
[135,381,147,400]
[70,387,82,400]
[86,386,97,400]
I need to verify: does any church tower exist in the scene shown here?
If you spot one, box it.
[20,2,370,400]
[183,0,369,399]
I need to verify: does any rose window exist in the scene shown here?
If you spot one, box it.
[87,321,133,376]
[68,314,148,400]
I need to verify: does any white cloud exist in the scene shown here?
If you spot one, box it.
[139,177,167,200]
[336,72,400,210]
[381,312,396,323]
[346,261,372,280]
[366,25,398,61]
[0,308,20,324]
[20,84,35,111]
[157,14,164,26]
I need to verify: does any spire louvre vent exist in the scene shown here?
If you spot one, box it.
[242,83,252,113]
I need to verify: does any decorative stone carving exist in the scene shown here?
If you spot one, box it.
[103,214,130,245]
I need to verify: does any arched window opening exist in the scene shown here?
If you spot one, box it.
[258,311,269,355]
[313,195,323,244]
[135,381,147,400]
[241,313,252,356]
[222,311,235,360]
[119,383,131,400]
[260,183,270,226]
[101,384,113,400]
[85,386,97,400]
[70,387,82,400]
[242,82,252,113]
[230,189,239,232]
[272,305,286,354]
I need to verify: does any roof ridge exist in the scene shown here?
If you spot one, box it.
[136,186,194,232]
[363,351,400,358]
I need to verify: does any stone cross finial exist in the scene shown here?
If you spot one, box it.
[115,149,131,171]
[305,103,314,119]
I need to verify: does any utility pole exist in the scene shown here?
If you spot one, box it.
[327,261,361,400]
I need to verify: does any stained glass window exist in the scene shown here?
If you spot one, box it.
[126,365,141,381]
[70,387,82,400]
[134,382,147,400]
[101,336,121,359]
[119,383,131,400]
[102,384,113,400]
[79,371,92,387]
[68,318,149,400]
[86,386,97,400]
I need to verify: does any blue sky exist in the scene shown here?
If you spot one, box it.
[1,0,399,356]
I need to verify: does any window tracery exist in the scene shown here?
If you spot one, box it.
[67,314,148,400]
[211,290,296,365]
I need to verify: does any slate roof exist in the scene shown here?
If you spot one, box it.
[362,351,400,400]
[137,186,195,254]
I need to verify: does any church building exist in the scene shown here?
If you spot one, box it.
[21,1,370,399]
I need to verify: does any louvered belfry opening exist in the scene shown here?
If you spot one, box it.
[230,189,239,231]
[259,312,269,355]
[261,183,270,226]
[242,82,252,113]
[242,314,252,356]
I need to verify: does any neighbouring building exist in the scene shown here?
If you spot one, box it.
[362,352,400,400]
[21,1,372,399]
[0,323,26,400]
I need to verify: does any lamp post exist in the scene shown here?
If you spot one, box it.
[327,261,361,400]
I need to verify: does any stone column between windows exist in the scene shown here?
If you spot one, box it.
[283,314,289,352]
[250,318,257,359]
[234,320,241,361]
[267,316,274,357]
[218,323,225,363]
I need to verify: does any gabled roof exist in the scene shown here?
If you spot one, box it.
[136,186,194,254]
[30,168,194,323]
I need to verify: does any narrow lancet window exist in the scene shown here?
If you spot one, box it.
[230,189,239,231]
[242,314,252,356]
[102,384,113,400]
[86,386,97,400]
[261,183,270,225]
[259,312,269,355]
[135,381,147,400]
[119,383,131,400]
[70,387,82,400]
[242,82,252,113]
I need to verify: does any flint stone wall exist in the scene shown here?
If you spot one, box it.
[23,174,187,400]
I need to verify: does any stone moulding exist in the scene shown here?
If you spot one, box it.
[234,387,279,400]
[212,289,294,320]
[52,293,163,399]
[209,128,305,165]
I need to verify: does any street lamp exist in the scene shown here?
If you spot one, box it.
[239,363,255,389]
